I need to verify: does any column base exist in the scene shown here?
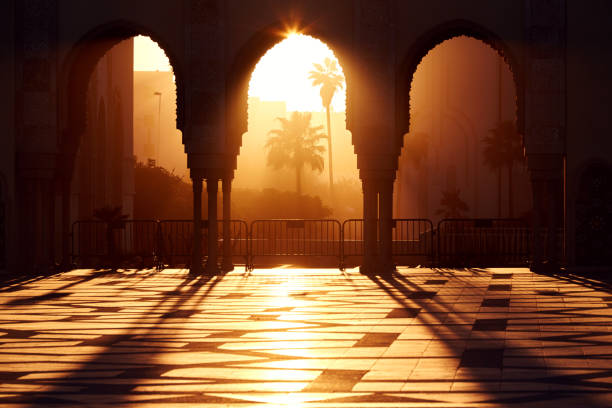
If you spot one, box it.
[204,261,219,276]
[190,258,203,275]
[530,260,560,274]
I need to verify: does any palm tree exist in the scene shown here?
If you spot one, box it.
[484,121,525,218]
[93,205,128,268]
[436,188,469,219]
[399,131,429,217]
[482,127,506,217]
[309,57,344,198]
[265,112,327,196]
[494,120,524,217]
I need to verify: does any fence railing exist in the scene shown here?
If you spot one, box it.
[249,219,342,268]
[71,220,158,268]
[341,219,435,267]
[71,217,557,270]
[437,218,530,266]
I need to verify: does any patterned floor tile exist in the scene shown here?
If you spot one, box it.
[0,267,611,406]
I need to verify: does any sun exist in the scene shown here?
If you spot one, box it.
[248,33,346,112]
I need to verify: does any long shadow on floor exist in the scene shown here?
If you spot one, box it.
[365,269,612,406]
[2,269,226,406]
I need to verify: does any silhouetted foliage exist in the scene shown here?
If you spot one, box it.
[309,57,344,195]
[266,112,327,196]
[133,162,192,219]
[483,120,525,217]
[330,178,363,220]
[436,188,469,219]
[232,188,332,221]
[133,162,331,221]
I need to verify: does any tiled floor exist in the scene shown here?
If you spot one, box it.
[0,266,611,407]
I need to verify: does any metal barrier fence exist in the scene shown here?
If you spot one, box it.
[341,219,435,264]
[71,220,158,267]
[71,217,549,269]
[249,219,342,268]
[157,220,249,267]
[437,218,530,266]
[393,219,435,258]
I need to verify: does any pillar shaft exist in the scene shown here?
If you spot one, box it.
[61,178,71,269]
[222,177,234,271]
[362,179,378,274]
[378,178,394,274]
[205,178,219,274]
[191,176,203,275]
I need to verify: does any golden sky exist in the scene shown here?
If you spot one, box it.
[133,35,172,71]
[133,33,346,112]
[249,33,346,112]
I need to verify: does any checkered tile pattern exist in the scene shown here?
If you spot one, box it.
[0,267,611,407]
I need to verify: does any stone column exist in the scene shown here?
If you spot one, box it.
[378,177,394,275]
[361,178,378,275]
[546,178,563,267]
[530,169,563,272]
[530,178,545,270]
[205,177,219,274]
[60,177,72,270]
[221,175,234,272]
[191,175,203,275]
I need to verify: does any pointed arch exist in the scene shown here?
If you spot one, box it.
[59,20,184,180]
[397,19,523,151]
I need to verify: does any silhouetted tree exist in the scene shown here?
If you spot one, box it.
[494,120,525,217]
[436,188,469,219]
[133,162,192,219]
[265,112,326,196]
[482,127,505,217]
[309,58,344,197]
[398,131,429,217]
[484,120,525,217]
[93,205,128,268]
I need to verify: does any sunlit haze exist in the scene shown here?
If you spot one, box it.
[249,33,346,112]
[134,35,171,71]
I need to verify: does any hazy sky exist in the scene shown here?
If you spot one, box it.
[133,35,172,71]
[249,33,346,112]
[134,33,346,112]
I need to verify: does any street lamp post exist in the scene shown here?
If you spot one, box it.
[154,91,162,164]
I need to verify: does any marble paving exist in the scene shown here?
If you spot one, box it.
[0,266,611,407]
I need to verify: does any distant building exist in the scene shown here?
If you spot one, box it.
[235,96,358,201]
[133,70,186,179]
[70,39,135,222]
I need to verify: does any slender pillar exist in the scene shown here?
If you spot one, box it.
[361,178,378,275]
[191,175,203,275]
[205,177,219,274]
[378,178,394,275]
[530,178,544,271]
[546,179,562,269]
[61,178,72,270]
[221,176,234,272]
